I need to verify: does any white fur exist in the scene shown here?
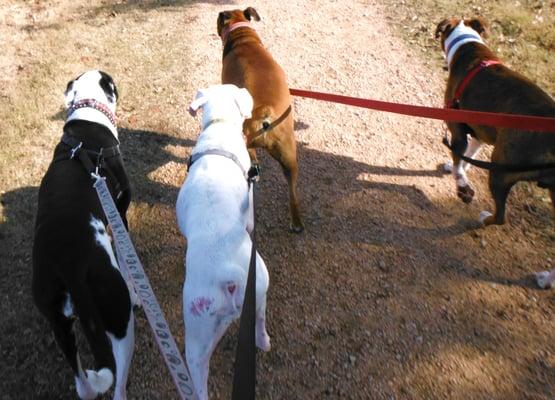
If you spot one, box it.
[64,70,118,138]
[445,20,484,68]
[75,355,113,399]
[90,216,119,269]
[107,310,135,400]
[479,210,493,224]
[62,292,74,318]
[176,84,270,400]
[445,136,483,172]
[535,270,555,289]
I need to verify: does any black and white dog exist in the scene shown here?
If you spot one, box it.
[32,70,135,399]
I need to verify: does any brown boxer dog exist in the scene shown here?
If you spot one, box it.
[435,16,555,221]
[435,17,555,288]
[217,7,303,233]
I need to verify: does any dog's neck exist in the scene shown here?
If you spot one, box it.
[65,99,118,139]
[221,21,255,44]
[444,21,484,68]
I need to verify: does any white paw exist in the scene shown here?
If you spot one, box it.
[443,161,453,173]
[86,368,113,395]
[75,376,97,400]
[535,271,555,289]
[256,331,271,352]
[479,211,492,224]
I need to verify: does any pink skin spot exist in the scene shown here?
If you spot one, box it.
[227,284,236,295]
[190,297,213,317]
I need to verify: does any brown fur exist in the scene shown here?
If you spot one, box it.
[218,7,303,233]
[436,17,555,225]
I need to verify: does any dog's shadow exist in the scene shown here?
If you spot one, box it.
[119,128,194,207]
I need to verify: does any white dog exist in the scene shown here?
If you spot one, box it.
[176,84,271,400]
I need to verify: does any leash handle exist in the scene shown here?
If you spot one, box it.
[92,176,197,400]
[231,177,258,400]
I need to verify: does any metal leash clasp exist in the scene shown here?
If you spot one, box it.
[247,163,260,183]
[69,142,83,159]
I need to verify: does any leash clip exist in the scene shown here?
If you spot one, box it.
[69,142,83,159]
[247,164,260,183]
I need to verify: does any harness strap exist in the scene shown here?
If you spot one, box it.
[446,60,502,108]
[188,149,258,182]
[57,132,127,197]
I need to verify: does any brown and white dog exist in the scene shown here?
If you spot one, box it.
[217,7,304,233]
[435,17,555,288]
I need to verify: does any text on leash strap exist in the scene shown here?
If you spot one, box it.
[92,175,197,400]
[289,88,555,132]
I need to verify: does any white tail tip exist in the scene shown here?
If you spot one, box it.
[86,368,114,394]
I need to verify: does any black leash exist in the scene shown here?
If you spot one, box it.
[442,135,555,172]
[231,164,260,400]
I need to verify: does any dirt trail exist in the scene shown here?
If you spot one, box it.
[1,1,554,399]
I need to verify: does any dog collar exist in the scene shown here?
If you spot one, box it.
[65,99,118,138]
[221,21,255,44]
[445,21,484,68]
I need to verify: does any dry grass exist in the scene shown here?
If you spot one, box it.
[380,0,555,95]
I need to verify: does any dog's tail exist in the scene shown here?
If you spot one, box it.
[69,281,115,395]
[247,104,292,148]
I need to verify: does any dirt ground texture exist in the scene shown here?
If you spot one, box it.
[1,0,554,399]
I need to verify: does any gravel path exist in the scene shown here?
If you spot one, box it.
[1,1,554,399]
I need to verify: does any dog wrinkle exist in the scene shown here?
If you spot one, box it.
[190,296,214,317]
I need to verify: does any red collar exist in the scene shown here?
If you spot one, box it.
[221,21,254,44]
[446,60,502,108]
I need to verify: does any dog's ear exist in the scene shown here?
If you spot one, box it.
[435,18,456,39]
[467,17,488,38]
[99,71,118,104]
[64,79,76,108]
[233,87,253,119]
[243,7,260,22]
[217,11,232,36]
[188,89,208,117]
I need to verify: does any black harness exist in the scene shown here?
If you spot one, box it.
[56,131,128,199]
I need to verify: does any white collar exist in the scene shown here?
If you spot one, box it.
[444,21,484,68]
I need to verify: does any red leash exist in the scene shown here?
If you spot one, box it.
[289,88,555,132]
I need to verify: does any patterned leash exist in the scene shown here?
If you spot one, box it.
[92,174,197,400]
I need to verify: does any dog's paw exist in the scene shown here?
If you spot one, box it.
[75,376,97,400]
[256,331,271,352]
[479,211,493,225]
[443,161,453,173]
[457,185,475,204]
[535,271,555,289]
[289,223,305,234]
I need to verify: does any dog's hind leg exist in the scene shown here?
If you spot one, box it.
[255,252,271,351]
[107,310,134,400]
[535,187,555,289]
[91,264,134,400]
[267,137,304,233]
[480,171,515,225]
